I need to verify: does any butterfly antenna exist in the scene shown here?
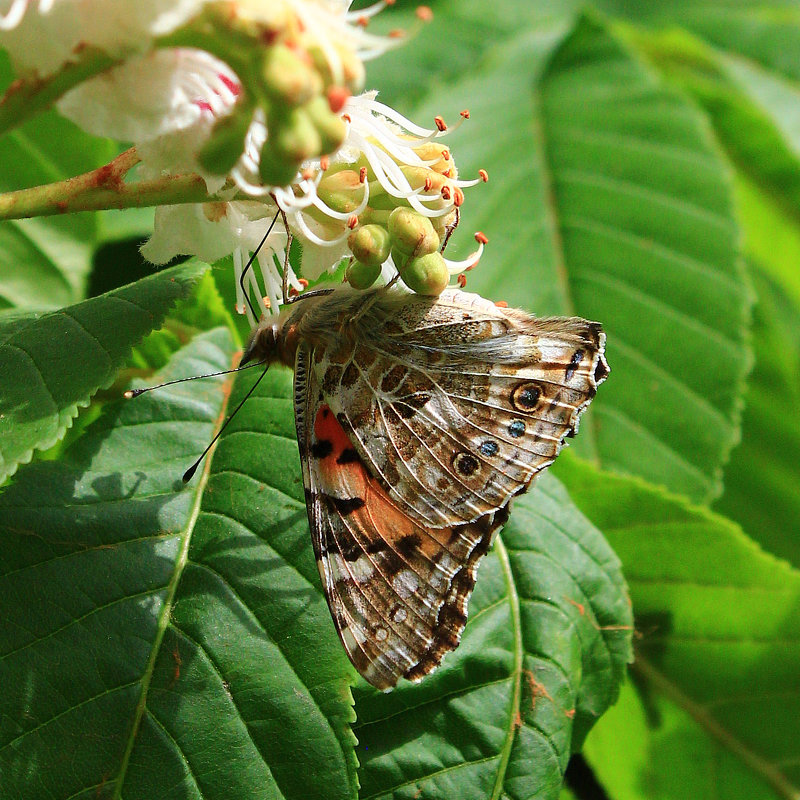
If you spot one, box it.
[182,362,271,483]
[279,208,293,306]
[240,209,281,320]
[124,361,262,398]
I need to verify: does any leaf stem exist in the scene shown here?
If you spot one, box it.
[0,147,211,219]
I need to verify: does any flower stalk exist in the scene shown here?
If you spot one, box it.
[0,148,210,219]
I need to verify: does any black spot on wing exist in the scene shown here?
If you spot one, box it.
[329,496,366,516]
[366,539,388,555]
[595,355,610,382]
[397,532,423,558]
[311,439,334,459]
[565,349,584,381]
[336,448,361,465]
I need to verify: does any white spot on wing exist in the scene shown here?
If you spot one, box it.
[392,569,419,599]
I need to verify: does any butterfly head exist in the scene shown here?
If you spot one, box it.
[242,317,282,367]
[242,304,307,369]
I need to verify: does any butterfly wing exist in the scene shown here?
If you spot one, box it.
[317,289,609,528]
[295,342,503,690]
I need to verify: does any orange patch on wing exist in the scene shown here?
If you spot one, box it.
[313,405,456,555]
[313,405,368,497]
[314,405,354,459]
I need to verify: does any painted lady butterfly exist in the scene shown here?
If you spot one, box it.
[243,285,609,690]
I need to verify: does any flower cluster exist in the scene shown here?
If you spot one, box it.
[0,1,487,324]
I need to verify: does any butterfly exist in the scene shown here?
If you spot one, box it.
[243,285,609,690]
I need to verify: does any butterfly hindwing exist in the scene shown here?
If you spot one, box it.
[295,342,503,690]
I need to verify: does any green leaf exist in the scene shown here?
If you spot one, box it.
[626,18,800,229]
[416,13,751,501]
[0,330,359,800]
[715,265,800,566]
[734,172,800,309]
[558,455,800,800]
[353,474,632,800]
[585,680,791,800]
[0,260,208,485]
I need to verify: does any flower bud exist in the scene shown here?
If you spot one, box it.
[196,109,252,175]
[388,207,440,257]
[308,45,365,94]
[348,224,391,266]
[318,169,363,213]
[414,142,457,178]
[258,142,301,187]
[262,44,322,107]
[271,107,322,163]
[304,96,347,154]
[346,259,382,290]
[399,251,449,296]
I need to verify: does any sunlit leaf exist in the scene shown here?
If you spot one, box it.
[0,261,208,484]
[559,455,800,800]
[413,14,750,501]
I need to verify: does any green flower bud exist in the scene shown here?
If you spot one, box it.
[259,142,300,187]
[388,207,440,257]
[307,45,365,95]
[197,109,252,175]
[318,169,363,214]
[271,107,322,163]
[348,224,391,267]
[346,259,382,290]
[399,251,449,296]
[262,44,322,107]
[304,95,347,154]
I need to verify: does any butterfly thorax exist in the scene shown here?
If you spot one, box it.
[242,292,328,368]
[242,287,406,369]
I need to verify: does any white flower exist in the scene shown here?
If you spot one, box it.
[280,91,484,278]
[142,200,299,326]
[0,0,392,81]
[58,47,241,193]
[1,0,487,320]
[0,0,203,75]
[143,90,486,321]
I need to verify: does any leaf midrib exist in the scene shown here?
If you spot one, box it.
[532,43,601,462]
[111,375,234,799]
[490,535,524,800]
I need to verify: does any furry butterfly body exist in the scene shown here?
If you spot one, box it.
[244,286,609,689]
